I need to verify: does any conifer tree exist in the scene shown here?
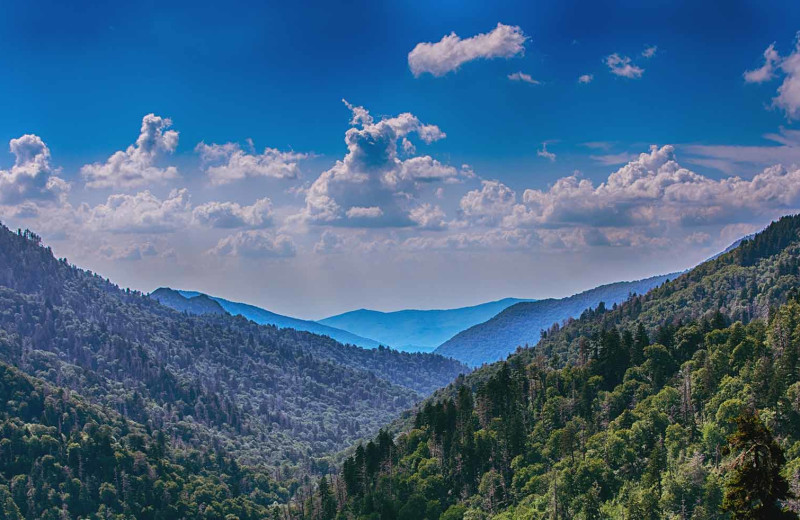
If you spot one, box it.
[722,411,795,519]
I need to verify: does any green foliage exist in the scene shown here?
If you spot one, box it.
[722,411,794,519]
[0,362,285,518]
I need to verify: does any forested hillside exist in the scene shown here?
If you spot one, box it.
[0,224,467,473]
[298,215,800,519]
[0,362,288,519]
[435,273,675,367]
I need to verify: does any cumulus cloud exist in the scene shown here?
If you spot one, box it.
[508,71,540,84]
[409,203,447,230]
[408,23,527,77]
[0,135,69,204]
[81,187,276,234]
[744,34,800,119]
[605,54,644,78]
[537,143,556,161]
[298,101,465,227]
[81,188,191,234]
[460,145,800,237]
[208,230,296,258]
[192,198,273,228]
[82,114,179,189]
[459,180,518,226]
[196,141,308,185]
[578,74,594,84]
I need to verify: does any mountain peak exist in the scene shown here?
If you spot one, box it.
[150,287,227,315]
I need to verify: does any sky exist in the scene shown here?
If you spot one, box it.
[2,0,800,319]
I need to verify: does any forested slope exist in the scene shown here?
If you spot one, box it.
[298,215,800,519]
[0,362,288,519]
[0,224,467,473]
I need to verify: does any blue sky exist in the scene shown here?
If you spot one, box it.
[2,0,800,317]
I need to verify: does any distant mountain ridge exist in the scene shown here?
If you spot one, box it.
[318,297,534,352]
[435,273,678,366]
[166,289,384,349]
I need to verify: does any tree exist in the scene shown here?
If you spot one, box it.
[317,476,337,520]
[722,411,795,519]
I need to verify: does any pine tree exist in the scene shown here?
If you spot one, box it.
[722,411,795,519]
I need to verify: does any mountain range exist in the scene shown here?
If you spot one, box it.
[318,298,533,353]
[153,287,382,349]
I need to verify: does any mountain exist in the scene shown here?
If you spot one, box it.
[304,214,800,520]
[435,273,677,366]
[150,286,227,315]
[318,298,533,353]
[175,289,382,349]
[0,225,468,473]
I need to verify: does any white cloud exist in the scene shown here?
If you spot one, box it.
[81,189,191,234]
[0,135,69,204]
[408,23,527,77]
[744,34,800,119]
[346,206,383,219]
[642,45,658,59]
[578,74,594,84]
[605,54,644,78]
[298,101,464,227]
[744,43,779,83]
[196,141,308,185]
[775,37,800,119]
[459,145,800,236]
[192,198,273,228]
[508,71,540,84]
[409,203,447,230]
[537,143,556,161]
[208,230,296,258]
[82,114,179,189]
[459,180,517,226]
[81,187,275,234]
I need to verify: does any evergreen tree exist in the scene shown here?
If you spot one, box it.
[722,411,795,519]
